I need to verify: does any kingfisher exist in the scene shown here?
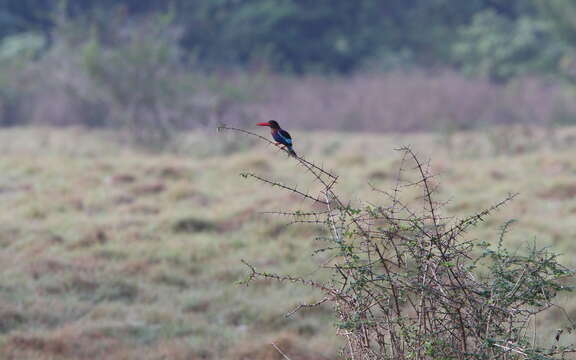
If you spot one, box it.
[257,120,297,157]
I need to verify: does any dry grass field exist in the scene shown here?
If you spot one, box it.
[0,126,575,359]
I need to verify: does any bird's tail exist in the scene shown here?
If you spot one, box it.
[288,146,297,157]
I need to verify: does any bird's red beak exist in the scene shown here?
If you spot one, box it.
[256,122,271,127]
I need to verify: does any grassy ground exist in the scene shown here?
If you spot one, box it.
[0,126,575,359]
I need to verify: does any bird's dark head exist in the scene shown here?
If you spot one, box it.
[256,120,280,129]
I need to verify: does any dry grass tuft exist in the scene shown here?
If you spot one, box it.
[539,183,576,200]
[232,333,330,360]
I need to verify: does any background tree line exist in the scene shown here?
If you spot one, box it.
[0,0,574,80]
[0,0,575,146]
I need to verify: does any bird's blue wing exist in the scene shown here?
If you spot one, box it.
[277,129,292,145]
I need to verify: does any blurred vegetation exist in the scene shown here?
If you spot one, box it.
[0,0,576,146]
[0,0,574,76]
[534,0,576,84]
[0,8,264,148]
[452,10,567,82]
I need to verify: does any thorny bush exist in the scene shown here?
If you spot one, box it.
[219,125,575,360]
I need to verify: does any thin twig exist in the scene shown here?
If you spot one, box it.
[218,125,337,180]
[285,297,329,318]
[241,172,328,204]
[271,343,293,360]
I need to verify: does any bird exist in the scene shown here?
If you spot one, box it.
[257,120,297,157]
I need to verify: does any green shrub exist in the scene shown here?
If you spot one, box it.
[452,10,566,82]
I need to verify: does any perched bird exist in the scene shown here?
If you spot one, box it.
[257,120,297,157]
